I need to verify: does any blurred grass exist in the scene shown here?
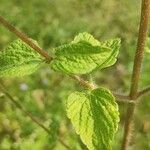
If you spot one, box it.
[0,0,150,149]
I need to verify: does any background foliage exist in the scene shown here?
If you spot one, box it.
[0,0,150,149]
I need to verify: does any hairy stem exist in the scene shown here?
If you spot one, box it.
[113,93,130,100]
[121,0,150,150]
[130,0,150,100]
[137,86,150,98]
[0,15,150,101]
[71,75,96,89]
[0,16,53,62]
[0,85,71,150]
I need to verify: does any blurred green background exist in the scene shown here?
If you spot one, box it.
[0,0,150,149]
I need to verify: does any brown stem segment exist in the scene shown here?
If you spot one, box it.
[71,75,96,90]
[1,15,150,102]
[121,0,150,150]
[0,16,53,62]
[137,86,150,98]
[1,8,150,150]
[129,0,150,100]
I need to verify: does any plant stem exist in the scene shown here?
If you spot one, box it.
[0,15,150,101]
[4,91,51,133]
[71,75,96,89]
[113,93,130,100]
[0,16,53,62]
[130,0,150,100]
[0,85,71,150]
[59,138,72,150]
[121,0,150,150]
[137,86,150,98]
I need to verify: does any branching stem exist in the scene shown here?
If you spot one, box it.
[137,86,150,98]
[121,0,150,150]
[0,11,150,150]
[0,15,150,101]
[0,16,53,62]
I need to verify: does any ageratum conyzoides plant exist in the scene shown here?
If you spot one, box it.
[0,32,120,150]
[0,0,150,149]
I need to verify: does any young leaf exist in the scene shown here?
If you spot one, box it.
[50,32,121,75]
[100,38,121,68]
[72,32,101,46]
[66,87,119,150]
[0,39,45,77]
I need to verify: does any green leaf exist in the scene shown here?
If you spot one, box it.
[50,32,121,74]
[145,37,150,53]
[0,39,44,77]
[100,38,121,68]
[66,87,119,150]
[72,32,101,46]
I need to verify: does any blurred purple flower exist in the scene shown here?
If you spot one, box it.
[20,83,28,91]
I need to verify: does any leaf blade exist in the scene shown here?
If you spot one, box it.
[51,32,121,74]
[66,87,119,150]
[0,39,44,77]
